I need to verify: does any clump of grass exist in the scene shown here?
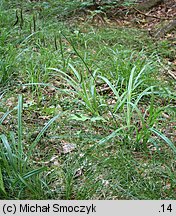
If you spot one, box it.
[0,95,61,199]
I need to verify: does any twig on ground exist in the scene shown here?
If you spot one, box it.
[133,7,173,20]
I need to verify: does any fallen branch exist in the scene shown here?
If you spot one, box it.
[133,7,173,20]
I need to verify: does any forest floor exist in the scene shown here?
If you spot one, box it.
[0,0,175,199]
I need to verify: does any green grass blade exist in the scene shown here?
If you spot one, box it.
[14,167,46,185]
[98,75,120,99]
[59,33,66,69]
[127,66,136,128]
[0,134,14,169]
[133,66,146,89]
[150,128,176,154]
[48,68,78,89]
[0,108,17,125]
[133,86,154,110]
[0,166,6,195]
[17,95,23,171]
[27,113,61,160]
[22,167,46,179]
[68,63,82,83]
[15,173,37,194]
[98,126,128,145]
[113,91,127,113]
